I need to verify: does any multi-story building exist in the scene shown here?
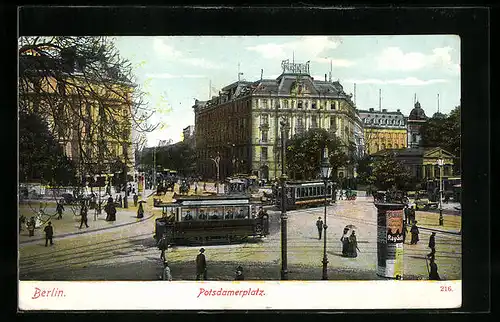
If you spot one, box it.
[358,107,408,155]
[19,49,135,181]
[182,125,195,141]
[407,100,428,148]
[193,60,361,181]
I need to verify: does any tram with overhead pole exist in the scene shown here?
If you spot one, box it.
[154,194,269,245]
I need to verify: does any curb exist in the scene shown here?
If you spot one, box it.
[419,226,461,236]
[19,212,155,245]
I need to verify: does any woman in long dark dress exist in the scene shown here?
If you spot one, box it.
[340,227,350,257]
[137,202,144,218]
[105,198,117,221]
[348,230,359,258]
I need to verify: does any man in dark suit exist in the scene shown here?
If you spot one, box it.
[44,221,54,247]
[196,248,207,280]
[316,217,324,240]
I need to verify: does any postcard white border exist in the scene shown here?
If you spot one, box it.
[19,280,462,310]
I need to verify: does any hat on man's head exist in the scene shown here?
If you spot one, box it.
[318,217,321,220]
[199,248,205,253]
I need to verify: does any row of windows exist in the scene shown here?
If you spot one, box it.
[296,185,333,198]
[363,118,405,126]
[256,99,339,110]
[260,115,338,128]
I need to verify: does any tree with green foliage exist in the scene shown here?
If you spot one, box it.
[19,111,77,186]
[420,105,461,174]
[368,151,412,191]
[286,128,348,180]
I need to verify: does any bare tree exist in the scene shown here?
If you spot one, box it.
[19,37,158,204]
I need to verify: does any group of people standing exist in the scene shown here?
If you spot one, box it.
[315,218,360,258]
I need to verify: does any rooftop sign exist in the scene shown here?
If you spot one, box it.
[281,59,310,74]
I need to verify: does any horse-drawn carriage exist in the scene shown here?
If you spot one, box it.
[154,195,269,245]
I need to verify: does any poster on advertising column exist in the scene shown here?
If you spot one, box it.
[376,204,405,279]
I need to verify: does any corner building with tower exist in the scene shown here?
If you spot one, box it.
[193,60,362,181]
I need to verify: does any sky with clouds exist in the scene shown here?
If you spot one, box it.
[113,35,460,147]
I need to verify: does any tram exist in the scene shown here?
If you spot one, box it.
[275,180,335,210]
[154,194,269,245]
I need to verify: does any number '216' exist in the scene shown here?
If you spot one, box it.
[440,286,453,292]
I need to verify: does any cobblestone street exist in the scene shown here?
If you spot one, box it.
[18,195,461,281]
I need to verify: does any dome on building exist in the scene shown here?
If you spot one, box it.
[409,101,427,120]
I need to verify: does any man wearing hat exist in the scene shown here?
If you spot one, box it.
[316,217,324,240]
[44,221,54,247]
[162,261,172,281]
[196,248,207,280]
[427,232,436,259]
[410,221,420,245]
[235,266,244,280]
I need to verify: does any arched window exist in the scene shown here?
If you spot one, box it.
[395,144,399,149]
[374,143,379,152]
[387,143,392,149]
[381,143,386,150]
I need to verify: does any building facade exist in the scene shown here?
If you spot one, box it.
[372,147,455,181]
[193,60,361,181]
[182,125,195,141]
[358,108,407,155]
[407,100,428,148]
[19,50,135,181]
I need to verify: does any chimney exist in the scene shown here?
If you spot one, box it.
[325,74,327,81]
[382,109,387,113]
[261,69,263,81]
[397,109,400,112]
[369,108,374,112]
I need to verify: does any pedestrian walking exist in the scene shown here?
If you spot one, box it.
[347,230,360,258]
[157,232,168,260]
[403,205,410,225]
[428,258,441,280]
[203,182,206,191]
[105,197,117,221]
[56,201,65,220]
[44,221,54,246]
[133,193,138,207]
[27,216,35,237]
[79,203,89,229]
[196,248,207,280]
[235,266,244,280]
[137,202,144,219]
[340,227,350,256]
[409,205,416,224]
[162,261,173,281]
[410,221,420,245]
[427,232,436,258]
[118,195,123,208]
[316,217,323,240]
[402,221,408,244]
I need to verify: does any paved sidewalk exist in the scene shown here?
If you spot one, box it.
[19,189,157,245]
[337,196,461,235]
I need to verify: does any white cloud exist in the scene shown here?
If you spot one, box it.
[345,77,448,86]
[376,46,460,72]
[246,36,342,62]
[153,38,182,58]
[153,38,221,69]
[146,73,206,79]
[182,58,223,69]
[313,57,356,67]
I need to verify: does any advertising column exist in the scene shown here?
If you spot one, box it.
[375,203,405,279]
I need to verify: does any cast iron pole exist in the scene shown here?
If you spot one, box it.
[280,119,288,280]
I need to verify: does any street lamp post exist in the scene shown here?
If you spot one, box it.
[437,159,444,226]
[320,147,332,280]
[279,118,289,280]
[210,153,221,194]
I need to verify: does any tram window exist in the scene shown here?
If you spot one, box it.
[309,187,312,196]
[327,186,331,195]
[321,187,325,195]
[300,188,304,197]
[182,209,194,221]
[198,209,207,220]
[224,207,235,219]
